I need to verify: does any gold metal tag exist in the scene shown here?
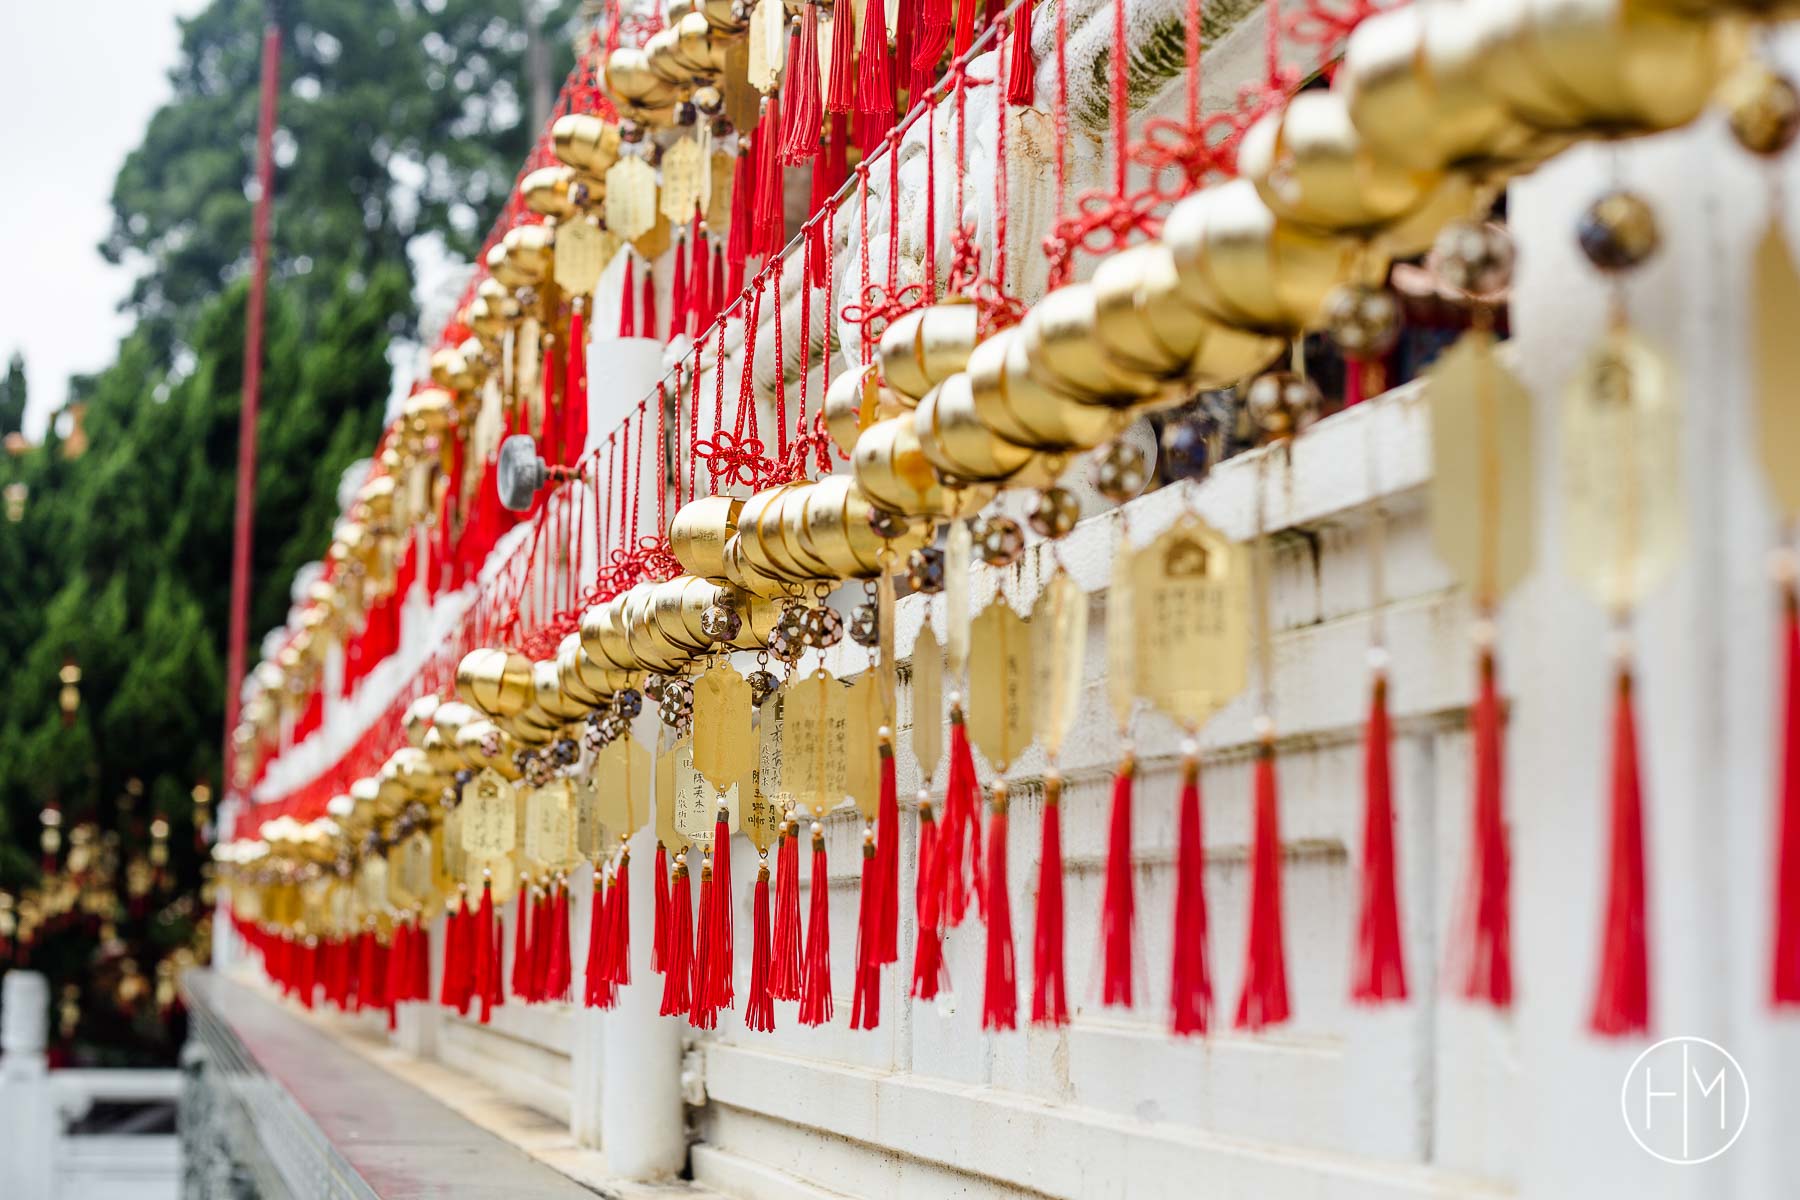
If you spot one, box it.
[660,136,705,227]
[469,853,517,905]
[554,217,608,295]
[386,844,413,909]
[461,768,517,856]
[655,740,690,853]
[783,669,850,816]
[357,856,389,911]
[843,672,883,821]
[604,156,658,241]
[516,316,543,423]
[946,521,972,679]
[910,624,943,781]
[597,734,651,835]
[724,39,762,129]
[525,778,575,868]
[674,739,740,848]
[1106,540,1136,731]
[1427,329,1535,607]
[706,150,734,228]
[743,772,782,854]
[1755,221,1800,520]
[400,832,433,906]
[1032,570,1087,761]
[747,0,785,94]
[758,686,786,806]
[1562,327,1683,612]
[968,600,1033,771]
[574,775,604,859]
[1132,514,1251,730]
[693,664,756,792]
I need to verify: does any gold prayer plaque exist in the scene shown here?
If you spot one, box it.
[1032,570,1087,761]
[783,669,850,816]
[574,775,605,859]
[660,136,705,226]
[655,740,690,853]
[604,157,658,241]
[747,0,785,94]
[758,687,786,807]
[674,739,741,850]
[1105,540,1136,730]
[461,768,517,856]
[1755,221,1800,520]
[1131,515,1251,729]
[525,779,575,868]
[1562,328,1683,612]
[1427,329,1535,605]
[946,520,972,679]
[693,665,756,792]
[844,672,883,821]
[968,600,1033,771]
[910,624,944,782]
[553,217,608,295]
[595,733,651,835]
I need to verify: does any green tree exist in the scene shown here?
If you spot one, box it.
[0,353,24,437]
[0,0,583,1065]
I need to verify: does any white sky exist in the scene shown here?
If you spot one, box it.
[0,0,208,438]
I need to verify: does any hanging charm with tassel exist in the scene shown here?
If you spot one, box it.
[967,596,1034,1031]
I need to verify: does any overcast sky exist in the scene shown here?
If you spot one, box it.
[0,0,208,438]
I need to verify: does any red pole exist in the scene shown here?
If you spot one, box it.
[223,18,282,794]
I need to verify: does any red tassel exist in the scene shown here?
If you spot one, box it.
[298,937,317,1010]
[782,12,822,164]
[512,879,534,1001]
[1591,664,1651,1037]
[1100,756,1135,1007]
[1453,648,1513,1007]
[851,832,883,1029]
[565,305,588,460]
[826,0,860,114]
[799,827,834,1026]
[689,234,711,338]
[551,881,574,1003]
[772,821,805,1000]
[641,265,658,343]
[1352,670,1408,1003]
[474,880,498,1023]
[660,856,694,1016]
[536,885,559,1003]
[709,814,735,1008]
[1775,589,1800,1006]
[609,849,632,986]
[586,871,616,1009]
[1170,754,1213,1035]
[1234,737,1291,1031]
[710,245,726,323]
[982,787,1017,1030]
[671,236,690,339]
[619,255,637,337]
[911,798,944,998]
[491,916,506,1010]
[1031,776,1068,1027]
[952,0,978,58]
[857,0,894,122]
[356,928,377,1012]
[690,864,719,1028]
[755,91,787,258]
[940,707,987,927]
[441,895,468,1012]
[747,859,777,1031]
[914,0,950,72]
[413,919,430,1002]
[727,143,757,278]
[386,923,408,1011]
[1005,6,1034,106]
[653,842,671,974]
[875,739,899,965]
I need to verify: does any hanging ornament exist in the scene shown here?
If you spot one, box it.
[968,598,1033,1030]
[907,546,947,593]
[973,515,1025,567]
[1029,569,1086,1027]
[1725,61,1800,158]
[605,156,659,243]
[1092,439,1150,505]
[1026,488,1080,541]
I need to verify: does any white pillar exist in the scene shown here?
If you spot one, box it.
[0,970,56,1200]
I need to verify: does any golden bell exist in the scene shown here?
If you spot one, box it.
[456,648,535,719]
[914,373,1041,483]
[851,414,994,519]
[1018,284,1167,404]
[553,113,621,182]
[619,582,693,674]
[966,327,1130,451]
[357,475,397,524]
[532,658,592,723]
[403,694,441,747]
[645,29,691,85]
[430,346,479,394]
[701,0,746,33]
[404,388,455,439]
[651,576,720,653]
[1163,179,1365,335]
[674,13,727,74]
[797,472,932,578]
[1239,90,1440,235]
[456,720,522,778]
[503,702,562,746]
[721,535,794,599]
[737,483,818,582]
[1477,0,1727,137]
[350,775,383,819]
[778,489,846,580]
[607,47,681,108]
[500,224,556,288]
[580,598,642,673]
[879,301,979,402]
[522,165,580,220]
[825,362,901,456]
[669,495,745,580]
[560,633,629,706]
[1339,4,1555,174]
[1091,244,1283,389]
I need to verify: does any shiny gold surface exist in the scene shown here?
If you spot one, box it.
[455,648,534,719]
[914,374,1039,483]
[1019,284,1166,403]
[1240,90,1439,234]
[669,495,745,580]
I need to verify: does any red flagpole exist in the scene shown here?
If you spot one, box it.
[223,15,282,792]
